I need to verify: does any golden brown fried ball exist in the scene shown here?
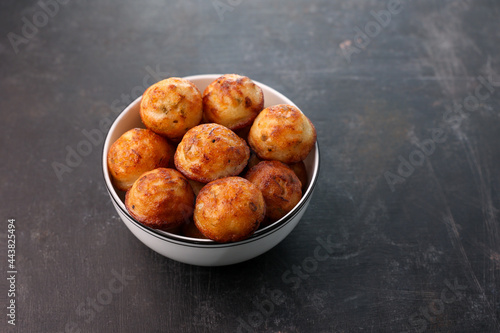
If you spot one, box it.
[125,168,194,231]
[174,123,250,183]
[248,104,317,164]
[288,161,308,193]
[107,128,173,191]
[194,177,265,243]
[245,161,302,221]
[140,77,203,140]
[202,74,264,130]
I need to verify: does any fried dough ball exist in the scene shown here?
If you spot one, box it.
[174,123,250,183]
[194,177,265,243]
[125,168,194,231]
[202,74,264,130]
[288,161,308,193]
[140,77,203,140]
[245,161,302,221]
[107,128,173,191]
[248,104,316,164]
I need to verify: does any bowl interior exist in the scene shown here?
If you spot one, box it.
[102,74,320,244]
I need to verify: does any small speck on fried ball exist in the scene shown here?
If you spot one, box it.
[194,177,266,243]
[125,168,194,231]
[140,77,203,140]
[174,123,250,183]
[248,104,316,164]
[202,74,264,130]
[107,128,174,191]
[245,161,302,221]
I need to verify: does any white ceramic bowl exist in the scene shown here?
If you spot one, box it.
[102,74,320,266]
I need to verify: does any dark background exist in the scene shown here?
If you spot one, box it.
[1,0,500,332]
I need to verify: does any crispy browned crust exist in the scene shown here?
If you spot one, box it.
[174,123,250,183]
[194,177,265,243]
[107,128,174,191]
[245,160,302,221]
[140,77,203,140]
[288,161,308,192]
[125,168,195,231]
[247,104,317,164]
[202,74,264,130]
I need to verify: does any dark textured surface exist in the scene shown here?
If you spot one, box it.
[1,0,500,332]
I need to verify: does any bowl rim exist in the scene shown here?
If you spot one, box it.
[101,74,320,247]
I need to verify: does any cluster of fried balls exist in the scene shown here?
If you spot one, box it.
[107,74,316,243]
